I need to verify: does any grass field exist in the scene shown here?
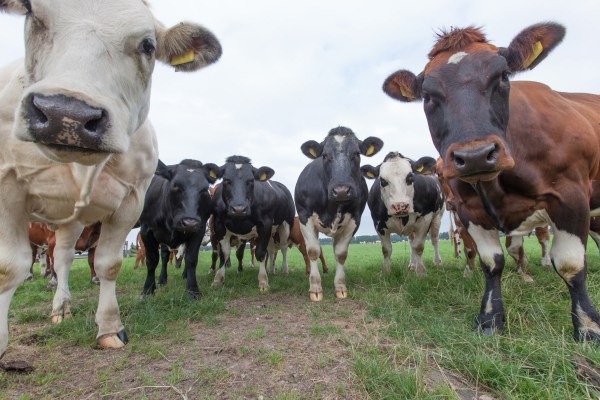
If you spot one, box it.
[2,236,600,399]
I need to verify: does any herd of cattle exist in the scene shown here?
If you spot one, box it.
[1,0,600,360]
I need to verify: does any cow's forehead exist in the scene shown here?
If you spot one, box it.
[324,134,360,152]
[424,43,500,75]
[224,162,253,178]
[380,157,412,179]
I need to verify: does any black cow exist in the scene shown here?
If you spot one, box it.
[211,156,295,291]
[295,126,383,301]
[139,159,222,299]
[361,153,445,275]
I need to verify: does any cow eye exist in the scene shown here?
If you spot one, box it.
[139,38,156,57]
[171,184,181,192]
[380,178,388,188]
[406,173,414,185]
[323,154,332,162]
[501,70,510,83]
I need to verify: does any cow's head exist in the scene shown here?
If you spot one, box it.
[361,152,418,216]
[156,159,222,233]
[1,0,221,165]
[220,155,274,218]
[383,22,565,183]
[301,126,383,203]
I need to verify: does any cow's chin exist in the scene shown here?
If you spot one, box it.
[457,171,501,185]
[35,144,111,166]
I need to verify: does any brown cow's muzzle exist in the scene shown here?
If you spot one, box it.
[444,137,514,184]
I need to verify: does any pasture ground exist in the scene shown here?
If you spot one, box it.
[2,237,600,399]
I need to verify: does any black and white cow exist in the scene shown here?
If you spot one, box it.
[361,152,445,275]
[139,159,222,299]
[295,126,383,301]
[212,156,295,291]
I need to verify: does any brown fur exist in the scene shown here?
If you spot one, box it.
[428,26,487,59]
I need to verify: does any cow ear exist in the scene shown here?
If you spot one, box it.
[360,165,379,180]
[203,163,223,184]
[383,70,422,102]
[254,166,274,182]
[0,0,29,14]
[360,137,384,157]
[300,140,323,159]
[501,22,565,72]
[155,160,174,180]
[156,22,222,72]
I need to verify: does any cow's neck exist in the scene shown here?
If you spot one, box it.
[470,180,505,232]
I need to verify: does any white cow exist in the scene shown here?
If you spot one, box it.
[0,0,222,358]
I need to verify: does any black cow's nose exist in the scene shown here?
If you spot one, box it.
[230,205,248,216]
[180,218,200,232]
[24,93,109,149]
[451,143,499,176]
[332,185,352,202]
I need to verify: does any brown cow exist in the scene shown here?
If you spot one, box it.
[28,222,54,280]
[134,231,146,270]
[384,22,600,342]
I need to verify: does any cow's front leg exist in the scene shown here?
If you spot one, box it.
[552,227,600,342]
[212,231,232,287]
[51,222,84,324]
[408,223,428,276]
[158,244,170,286]
[300,219,322,301]
[430,211,443,267]
[183,233,203,299]
[379,230,392,274]
[332,219,357,299]
[0,186,30,357]
[94,216,137,349]
[468,224,505,335]
[140,233,160,298]
[255,225,272,292]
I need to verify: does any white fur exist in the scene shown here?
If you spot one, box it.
[551,228,585,283]
[378,157,414,215]
[467,224,502,271]
[509,209,552,236]
[448,51,468,64]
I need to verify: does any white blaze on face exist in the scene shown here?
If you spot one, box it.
[379,157,414,215]
[235,164,242,170]
[448,51,468,64]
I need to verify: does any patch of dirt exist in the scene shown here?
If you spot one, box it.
[2,292,497,399]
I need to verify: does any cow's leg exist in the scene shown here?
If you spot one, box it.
[183,233,203,299]
[0,183,31,357]
[408,223,429,276]
[158,244,170,286]
[505,235,533,283]
[300,220,322,301]
[235,241,245,272]
[88,247,99,285]
[536,226,552,267]
[278,222,290,275]
[551,225,600,343]
[255,225,273,292]
[140,234,160,297]
[268,239,276,274]
[379,230,393,274]
[318,246,329,273]
[51,222,85,324]
[430,211,443,267]
[212,232,232,287]
[332,219,357,299]
[468,224,505,335]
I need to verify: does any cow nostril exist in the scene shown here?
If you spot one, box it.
[84,110,108,134]
[452,152,465,168]
[487,144,499,162]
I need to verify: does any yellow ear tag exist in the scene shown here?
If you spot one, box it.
[171,49,195,66]
[365,145,375,156]
[309,148,317,158]
[522,41,543,69]
[259,173,267,181]
[399,84,415,100]
[367,171,376,179]
[416,165,424,172]
[209,170,217,179]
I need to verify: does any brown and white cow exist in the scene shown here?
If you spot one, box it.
[383,22,600,342]
[0,0,221,357]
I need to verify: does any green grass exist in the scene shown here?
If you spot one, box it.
[5,236,600,399]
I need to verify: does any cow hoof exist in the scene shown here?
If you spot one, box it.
[51,312,71,324]
[480,327,497,336]
[97,330,128,349]
[309,292,323,302]
[259,285,269,292]
[25,273,33,281]
[520,273,534,283]
[91,276,100,285]
[187,291,201,300]
[335,291,347,299]
[211,281,223,288]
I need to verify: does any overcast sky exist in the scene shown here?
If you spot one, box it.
[1,0,599,242]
